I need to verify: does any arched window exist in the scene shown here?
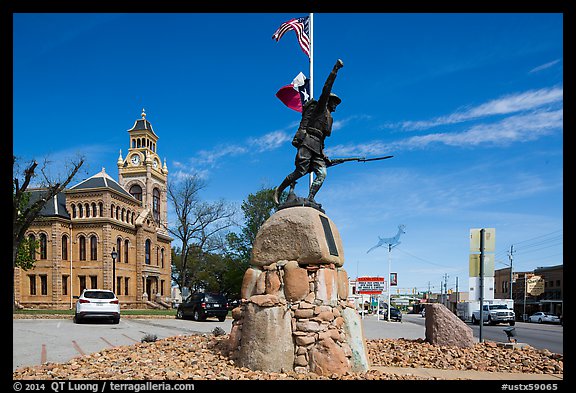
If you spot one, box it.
[62,235,68,261]
[79,236,86,261]
[132,139,136,148]
[85,203,90,218]
[129,184,142,202]
[92,203,97,217]
[124,239,129,263]
[110,204,115,218]
[71,204,76,218]
[116,238,122,263]
[78,204,83,218]
[145,239,151,265]
[90,236,98,261]
[28,234,37,260]
[153,188,160,223]
[99,202,103,217]
[39,233,47,259]
[121,208,126,222]
[131,212,135,224]
[116,206,120,220]
[160,248,164,268]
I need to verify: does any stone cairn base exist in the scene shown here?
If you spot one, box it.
[226,207,369,376]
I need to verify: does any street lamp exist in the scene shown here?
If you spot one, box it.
[111,247,118,293]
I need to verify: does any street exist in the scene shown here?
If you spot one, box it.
[13,313,563,372]
[361,313,563,354]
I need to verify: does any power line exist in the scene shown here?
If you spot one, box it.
[395,247,453,268]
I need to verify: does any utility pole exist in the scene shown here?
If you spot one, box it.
[479,228,485,343]
[507,245,514,300]
[440,281,443,305]
[443,273,449,307]
[456,276,459,304]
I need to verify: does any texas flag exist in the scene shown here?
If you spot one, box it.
[275,72,310,113]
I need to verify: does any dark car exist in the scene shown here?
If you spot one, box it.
[390,307,402,322]
[176,292,228,322]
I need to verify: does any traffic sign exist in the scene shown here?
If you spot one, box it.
[470,228,496,252]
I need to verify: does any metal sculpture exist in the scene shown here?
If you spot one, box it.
[367,224,406,253]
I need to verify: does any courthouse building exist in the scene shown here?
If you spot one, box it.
[14,110,173,309]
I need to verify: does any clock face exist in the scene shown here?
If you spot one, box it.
[131,154,140,165]
[153,159,159,169]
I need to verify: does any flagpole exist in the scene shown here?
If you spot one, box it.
[309,12,314,189]
[309,13,314,99]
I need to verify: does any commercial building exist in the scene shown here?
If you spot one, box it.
[494,265,563,320]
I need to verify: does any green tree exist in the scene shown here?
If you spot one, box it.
[225,187,279,298]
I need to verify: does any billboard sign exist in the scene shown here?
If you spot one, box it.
[526,275,545,296]
[356,276,386,294]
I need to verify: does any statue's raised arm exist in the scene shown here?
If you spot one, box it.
[273,59,344,212]
[315,59,344,111]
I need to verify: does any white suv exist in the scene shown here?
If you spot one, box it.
[74,289,120,324]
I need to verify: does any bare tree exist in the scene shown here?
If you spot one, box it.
[167,175,236,293]
[12,155,85,308]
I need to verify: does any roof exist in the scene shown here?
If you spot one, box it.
[69,168,134,199]
[128,118,156,134]
[127,109,158,138]
[28,189,70,219]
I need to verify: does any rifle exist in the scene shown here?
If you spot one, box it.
[327,155,393,167]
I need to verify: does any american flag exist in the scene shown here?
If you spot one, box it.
[272,16,310,57]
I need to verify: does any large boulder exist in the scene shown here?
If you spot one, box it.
[236,302,294,372]
[424,303,475,348]
[251,207,344,267]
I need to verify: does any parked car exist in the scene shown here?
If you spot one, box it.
[390,307,402,322]
[420,308,426,317]
[74,289,120,324]
[227,299,240,310]
[528,312,561,324]
[176,292,228,322]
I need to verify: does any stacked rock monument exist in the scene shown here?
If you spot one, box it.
[227,206,370,375]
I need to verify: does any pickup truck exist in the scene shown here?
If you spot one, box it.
[471,304,515,326]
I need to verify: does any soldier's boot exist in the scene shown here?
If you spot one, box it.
[274,175,297,204]
[307,182,322,204]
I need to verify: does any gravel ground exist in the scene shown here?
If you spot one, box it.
[13,332,563,380]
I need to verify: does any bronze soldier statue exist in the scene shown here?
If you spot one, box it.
[273,59,344,207]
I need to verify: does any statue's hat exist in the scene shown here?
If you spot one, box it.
[329,93,341,105]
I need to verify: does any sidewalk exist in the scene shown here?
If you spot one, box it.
[370,366,563,380]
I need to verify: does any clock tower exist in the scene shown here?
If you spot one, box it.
[118,109,169,235]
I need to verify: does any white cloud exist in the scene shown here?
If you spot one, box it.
[248,130,291,152]
[328,105,562,157]
[398,109,563,149]
[191,144,248,167]
[529,59,561,74]
[388,86,563,131]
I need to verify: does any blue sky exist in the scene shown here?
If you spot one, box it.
[13,13,563,295]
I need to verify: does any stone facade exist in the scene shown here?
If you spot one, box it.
[228,207,369,376]
[14,111,172,309]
